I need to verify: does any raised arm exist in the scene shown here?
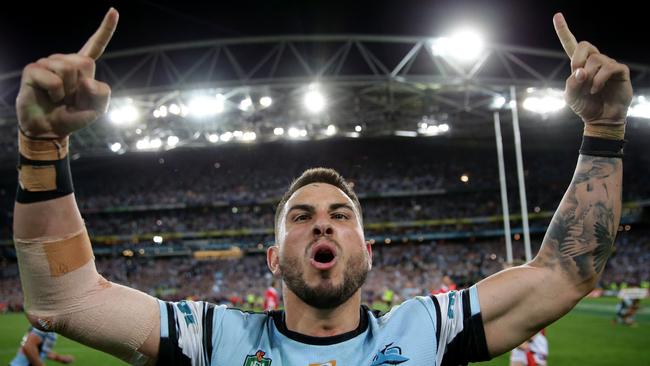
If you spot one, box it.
[476,13,632,356]
[13,9,160,364]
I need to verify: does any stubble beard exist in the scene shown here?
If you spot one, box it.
[279,248,369,310]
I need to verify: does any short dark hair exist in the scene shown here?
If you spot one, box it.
[274,167,363,234]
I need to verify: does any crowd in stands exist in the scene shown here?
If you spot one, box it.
[1,230,648,312]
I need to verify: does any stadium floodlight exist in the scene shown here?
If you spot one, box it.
[153,235,163,244]
[628,96,650,118]
[150,138,162,149]
[460,174,469,183]
[109,104,139,125]
[304,87,326,113]
[188,94,225,117]
[136,138,150,150]
[233,130,243,138]
[431,28,484,62]
[355,125,363,132]
[153,110,161,118]
[220,131,233,142]
[522,88,565,115]
[491,96,507,109]
[109,142,122,152]
[288,127,307,138]
[273,127,285,136]
[242,131,257,141]
[167,135,179,147]
[239,97,253,111]
[207,133,219,143]
[325,124,337,136]
[260,96,273,108]
[439,123,450,132]
[344,132,360,138]
[169,104,181,115]
[159,105,168,118]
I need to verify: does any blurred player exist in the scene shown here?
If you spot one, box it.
[9,327,74,366]
[431,274,457,294]
[615,298,641,326]
[510,329,548,366]
[263,280,280,311]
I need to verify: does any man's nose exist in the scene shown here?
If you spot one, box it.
[312,222,334,237]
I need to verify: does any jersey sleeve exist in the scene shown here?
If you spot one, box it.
[431,285,490,365]
[156,300,220,366]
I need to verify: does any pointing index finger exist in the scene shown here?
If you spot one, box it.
[78,8,119,60]
[553,12,578,58]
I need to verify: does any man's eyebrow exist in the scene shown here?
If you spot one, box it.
[286,204,315,215]
[329,203,354,212]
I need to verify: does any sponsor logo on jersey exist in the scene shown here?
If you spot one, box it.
[447,291,457,319]
[370,342,409,366]
[243,350,272,366]
[309,361,336,366]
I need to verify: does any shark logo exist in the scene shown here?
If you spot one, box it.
[370,343,409,366]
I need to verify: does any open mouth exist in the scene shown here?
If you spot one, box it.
[310,242,338,269]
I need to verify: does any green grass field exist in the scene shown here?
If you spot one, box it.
[1,297,648,365]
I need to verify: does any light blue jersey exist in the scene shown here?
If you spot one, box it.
[9,327,57,366]
[156,286,489,366]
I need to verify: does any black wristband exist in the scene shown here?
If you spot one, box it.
[579,135,625,158]
[16,154,74,204]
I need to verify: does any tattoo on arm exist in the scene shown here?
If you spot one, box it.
[538,155,622,282]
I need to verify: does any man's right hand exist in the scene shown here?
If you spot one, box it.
[16,8,118,139]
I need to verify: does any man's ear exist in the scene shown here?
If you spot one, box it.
[267,245,281,276]
[366,240,373,270]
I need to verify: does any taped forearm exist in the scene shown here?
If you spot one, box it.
[15,228,159,365]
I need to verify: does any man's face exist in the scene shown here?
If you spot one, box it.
[269,183,371,309]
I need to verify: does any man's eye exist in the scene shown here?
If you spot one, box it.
[332,213,349,220]
[294,214,310,222]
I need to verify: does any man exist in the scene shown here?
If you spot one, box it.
[509,330,548,366]
[9,327,74,366]
[12,8,630,366]
[614,298,641,326]
[263,280,280,311]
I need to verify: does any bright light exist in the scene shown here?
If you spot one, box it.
[431,28,484,62]
[522,96,565,114]
[491,96,506,109]
[136,138,150,150]
[109,142,122,152]
[273,127,285,136]
[109,104,139,125]
[288,127,307,138]
[220,131,233,142]
[439,123,450,132]
[159,105,168,118]
[167,136,179,147]
[188,94,224,117]
[150,138,162,149]
[628,96,650,118]
[460,174,469,183]
[153,110,161,118]
[239,97,253,111]
[304,90,325,113]
[169,104,181,115]
[260,96,273,107]
[207,134,219,143]
[355,125,362,132]
[242,131,257,141]
[325,124,337,136]
[395,130,418,137]
[153,235,163,244]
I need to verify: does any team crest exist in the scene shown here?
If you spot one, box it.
[370,343,409,366]
[243,350,272,366]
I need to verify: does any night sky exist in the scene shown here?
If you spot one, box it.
[1,0,648,75]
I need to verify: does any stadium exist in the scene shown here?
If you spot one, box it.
[1,1,649,365]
